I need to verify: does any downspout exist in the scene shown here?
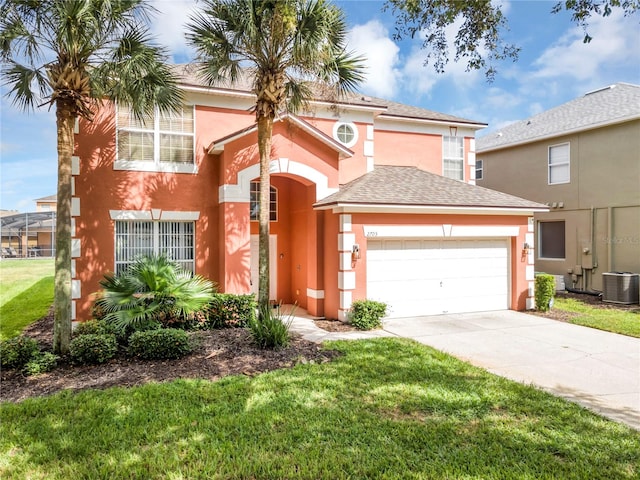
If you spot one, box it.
[607,206,613,272]
[591,207,597,269]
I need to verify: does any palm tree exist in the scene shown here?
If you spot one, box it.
[0,0,182,354]
[96,254,216,332]
[186,0,365,311]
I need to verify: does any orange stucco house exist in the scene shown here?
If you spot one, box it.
[71,65,547,322]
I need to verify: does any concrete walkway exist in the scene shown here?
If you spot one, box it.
[288,310,640,430]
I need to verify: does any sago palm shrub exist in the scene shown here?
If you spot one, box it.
[95,255,215,333]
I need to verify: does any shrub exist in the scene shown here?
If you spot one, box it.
[24,352,58,376]
[535,273,556,312]
[73,320,103,336]
[69,334,118,365]
[206,293,257,328]
[249,305,292,349]
[77,318,158,346]
[0,336,40,369]
[95,254,215,333]
[128,328,193,360]
[349,300,388,330]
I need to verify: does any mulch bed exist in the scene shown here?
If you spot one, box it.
[1,311,341,403]
[3,291,636,403]
[313,319,357,332]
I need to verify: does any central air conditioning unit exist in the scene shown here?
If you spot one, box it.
[602,272,640,305]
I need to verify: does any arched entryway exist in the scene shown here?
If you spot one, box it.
[220,159,334,316]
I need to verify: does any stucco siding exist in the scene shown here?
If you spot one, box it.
[478,119,640,293]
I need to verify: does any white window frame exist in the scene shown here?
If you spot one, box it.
[538,220,566,260]
[114,220,195,274]
[475,159,484,180]
[332,122,358,148]
[250,181,278,222]
[115,104,197,174]
[443,136,464,181]
[548,143,570,185]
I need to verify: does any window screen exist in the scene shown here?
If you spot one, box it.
[539,221,565,259]
[115,221,195,273]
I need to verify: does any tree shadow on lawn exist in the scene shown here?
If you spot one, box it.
[1,338,639,479]
[0,276,54,340]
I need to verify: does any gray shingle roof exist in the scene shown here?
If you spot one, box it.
[171,64,483,126]
[314,166,547,210]
[477,83,640,152]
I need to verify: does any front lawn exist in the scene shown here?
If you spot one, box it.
[0,259,54,340]
[554,297,640,338]
[2,338,638,479]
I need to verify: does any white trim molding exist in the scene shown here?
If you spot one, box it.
[71,198,80,217]
[320,204,547,216]
[71,280,81,299]
[340,291,352,310]
[219,159,338,203]
[113,160,198,175]
[340,252,352,271]
[338,233,356,251]
[307,288,325,299]
[109,210,200,221]
[71,239,81,258]
[338,271,356,290]
[340,214,352,233]
[363,224,520,238]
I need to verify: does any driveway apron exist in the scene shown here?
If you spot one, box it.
[382,311,640,430]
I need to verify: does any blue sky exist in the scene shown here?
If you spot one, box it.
[1,0,639,212]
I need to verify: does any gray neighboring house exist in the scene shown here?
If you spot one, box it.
[476,83,640,299]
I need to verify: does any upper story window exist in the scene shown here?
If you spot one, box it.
[443,136,464,180]
[538,220,565,259]
[250,181,277,221]
[475,159,484,180]
[333,122,358,148]
[548,143,570,185]
[116,105,195,173]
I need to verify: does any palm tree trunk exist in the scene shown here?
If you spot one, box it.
[257,114,273,311]
[53,101,74,355]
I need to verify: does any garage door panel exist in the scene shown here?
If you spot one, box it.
[367,238,509,317]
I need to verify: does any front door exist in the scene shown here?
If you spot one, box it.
[250,234,277,301]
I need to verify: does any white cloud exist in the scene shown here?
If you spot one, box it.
[398,15,485,99]
[150,0,198,61]
[402,47,439,96]
[531,10,638,83]
[347,20,402,98]
[480,87,524,111]
[528,102,544,116]
[496,0,511,16]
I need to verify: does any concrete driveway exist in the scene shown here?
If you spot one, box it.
[382,310,640,429]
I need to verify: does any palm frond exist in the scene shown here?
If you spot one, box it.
[186,0,366,114]
[2,0,181,118]
[96,254,215,331]
[2,62,49,110]
[94,25,183,119]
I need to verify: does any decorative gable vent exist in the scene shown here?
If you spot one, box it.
[602,272,639,304]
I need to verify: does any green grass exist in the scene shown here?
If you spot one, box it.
[554,297,640,338]
[2,338,638,479]
[0,259,53,305]
[0,259,54,340]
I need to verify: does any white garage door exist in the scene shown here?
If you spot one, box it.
[367,238,509,317]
